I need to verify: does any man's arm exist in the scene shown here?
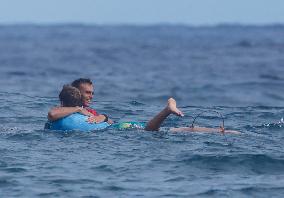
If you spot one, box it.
[87,114,114,124]
[48,106,82,121]
[48,106,114,124]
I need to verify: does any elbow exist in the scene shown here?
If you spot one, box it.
[48,111,57,121]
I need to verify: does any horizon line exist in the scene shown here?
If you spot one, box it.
[0,22,284,28]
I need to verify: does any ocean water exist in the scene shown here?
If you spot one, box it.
[0,24,284,197]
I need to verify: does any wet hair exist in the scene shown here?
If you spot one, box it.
[59,85,83,107]
[71,78,93,89]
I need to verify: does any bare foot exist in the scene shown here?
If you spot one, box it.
[167,98,184,117]
[220,126,225,134]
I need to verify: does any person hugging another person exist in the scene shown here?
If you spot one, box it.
[45,78,185,131]
[46,78,240,134]
[48,78,113,125]
[45,84,111,131]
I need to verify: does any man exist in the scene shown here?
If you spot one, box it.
[48,78,111,124]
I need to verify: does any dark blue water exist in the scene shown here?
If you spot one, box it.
[0,24,284,197]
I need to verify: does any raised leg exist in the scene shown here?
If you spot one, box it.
[144,98,184,131]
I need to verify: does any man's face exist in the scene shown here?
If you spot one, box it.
[78,83,94,107]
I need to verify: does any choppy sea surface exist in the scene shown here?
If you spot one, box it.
[0,24,284,197]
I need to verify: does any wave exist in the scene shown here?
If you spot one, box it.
[177,154,284,174]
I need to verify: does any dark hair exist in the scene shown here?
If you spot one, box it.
[71,78,93,89]
[59,85,83,107]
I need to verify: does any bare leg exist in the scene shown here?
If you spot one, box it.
[145,98,184,131]
[170,126,241,134]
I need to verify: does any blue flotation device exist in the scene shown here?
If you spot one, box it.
[45,113,146,132]
[45,113,110,131]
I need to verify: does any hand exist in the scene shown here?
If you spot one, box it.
[107,119,114,124]
[87,116,113,124]
[88,115,107,123]
[87,116,100,123]
[101,114,113,124]
[78,107,93,117]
